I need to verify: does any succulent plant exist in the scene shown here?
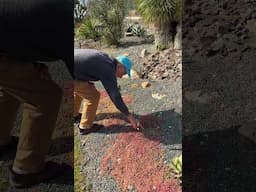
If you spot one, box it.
[131,25,146,37]
[169,155,182,178]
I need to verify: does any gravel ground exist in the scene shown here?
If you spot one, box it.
[74,37,182,191]
[183,127,256,192]
[183,0,256,134]
[182,1,256,191]
[75,76,182,192]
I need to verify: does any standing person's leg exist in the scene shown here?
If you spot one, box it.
[0,58,64,187]
[0,89,20,146]
[74,80,102,134]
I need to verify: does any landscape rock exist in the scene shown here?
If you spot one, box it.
[141,81,150,88]
[141,48,182,80]
[122,69,141,79]
[152,93,167,100]
[141,49,150,58]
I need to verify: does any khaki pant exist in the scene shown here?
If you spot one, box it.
[0,57,62,172]
[74,80,100,129]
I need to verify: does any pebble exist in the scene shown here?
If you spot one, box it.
[141,81,151,88]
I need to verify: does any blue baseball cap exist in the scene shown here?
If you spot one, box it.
[116,55,132,77]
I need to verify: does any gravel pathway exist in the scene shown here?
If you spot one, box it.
[75,77,182,192]
[74,37,182,191]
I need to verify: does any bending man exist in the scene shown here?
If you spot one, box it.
[74,49,142,134]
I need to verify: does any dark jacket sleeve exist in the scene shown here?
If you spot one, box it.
[100,72,130,116]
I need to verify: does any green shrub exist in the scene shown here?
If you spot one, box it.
[87,0,126,45]
[126,24,147,37]
[76,18,102,41]
[131,25,146,37]
[126,24,134,33]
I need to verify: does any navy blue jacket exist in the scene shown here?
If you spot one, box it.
[75,49,129,115]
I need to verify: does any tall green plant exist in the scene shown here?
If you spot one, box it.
[87,0,126,45]
[136,0,182,50]
[76,17,102,41]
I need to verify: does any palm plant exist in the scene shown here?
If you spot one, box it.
[136,0,182,50]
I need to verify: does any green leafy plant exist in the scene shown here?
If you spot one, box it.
[131,25,146,37]
[87,0,126,45]
[125,24,146,37]
[169,155,182,178]
[126,23,135,33]
[76,18,102,41]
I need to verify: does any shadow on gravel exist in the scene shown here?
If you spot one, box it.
[95,112,127,122]
[48,136,74,156]
[0,136,19,161]
[47,163,74,186]
[96,109,182,146]
[183,127,256,192]
[5,164,74,192]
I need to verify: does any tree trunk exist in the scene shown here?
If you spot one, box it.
[154,22,172,50]
[174,24,182,50]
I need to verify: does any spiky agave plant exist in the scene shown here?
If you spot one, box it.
[131,25,146,37]
[136,0,182,50]
[74,0,87,23]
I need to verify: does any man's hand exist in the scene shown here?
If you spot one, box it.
[127,113,143,131]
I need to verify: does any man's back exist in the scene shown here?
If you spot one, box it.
[74,49,116,82]
[74,49,129,116]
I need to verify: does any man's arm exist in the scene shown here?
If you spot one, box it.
[100,73,129,116]
[100,73,143,130]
